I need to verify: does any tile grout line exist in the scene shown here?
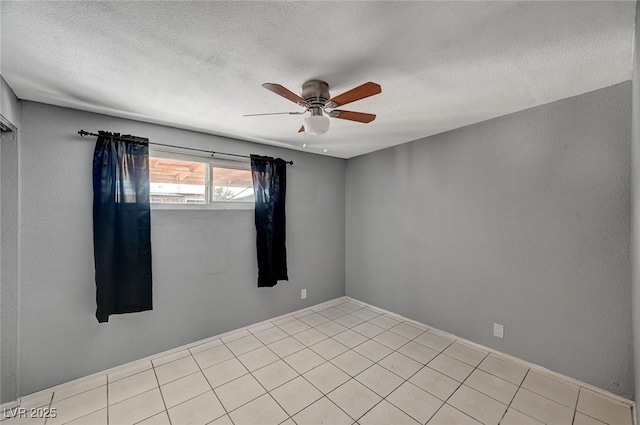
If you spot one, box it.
[106,378,109,425]
[573,386,633,425]
[43,311,403,423]
[354,299,634,410]
[47,386,108,425]
[107,363,154,385]
[315,320,445,424]
[54,388,128,425]
[571,387,581,425]
[349,338,441,424]
[151,354,235,422]
[114,386,171,425]
[38,311,420,424]
[414,342,488,424]
[150,360,172,425]
[455,356,526,407]
[41,380,105,405]
[22,297,626,414]
[501,369,542,425]
[193,322,307,405]
[265,306,388,423]
[100,375,171,425]
[287,306,367,425]
[15,305,393,425]
[30,301,631,425]
[296,370,360,423]
[301,349,377,423]
[293,310,401,422]
[517,381,611,425]
[517,370,584,413]
[495,367,529,424]
[137,372,217,423]
[388,335,533,424]
[192,343,238,425]
[44,393,54,425]
[295,312,453,423]
[219,333,299,425]
[225,320,358,423]
[346,332,441,424]
[220,336,281,421]
[473,354,529,394]
[277,344,355,422]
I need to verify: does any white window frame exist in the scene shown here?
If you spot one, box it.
[149,148,254,210]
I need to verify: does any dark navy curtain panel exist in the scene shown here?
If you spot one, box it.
[93,131,152,323]
[250,155,288,287]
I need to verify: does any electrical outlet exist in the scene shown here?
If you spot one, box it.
[301,289,307,299]
[493,323,504,339]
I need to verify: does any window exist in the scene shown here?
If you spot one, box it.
[149,151,254,208]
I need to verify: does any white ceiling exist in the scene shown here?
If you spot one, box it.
[1,1,635,159]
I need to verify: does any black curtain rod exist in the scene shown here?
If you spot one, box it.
[78,130,293,165]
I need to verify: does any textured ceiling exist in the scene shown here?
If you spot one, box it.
[0,1,635,158]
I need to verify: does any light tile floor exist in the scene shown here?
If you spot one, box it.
[3,298,634,425]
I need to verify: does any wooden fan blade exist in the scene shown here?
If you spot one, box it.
[329,110,376,123]
[262,83,308,106]
[298,125,305,133]
[326,82,381,108]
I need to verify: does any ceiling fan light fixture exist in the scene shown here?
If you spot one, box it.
[303,115,330,135]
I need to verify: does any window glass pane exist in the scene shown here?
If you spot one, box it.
[211,166,254,202]
[149,157,206,204]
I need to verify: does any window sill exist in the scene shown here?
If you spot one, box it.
[151,202,254,211]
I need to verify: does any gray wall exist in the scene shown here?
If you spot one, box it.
[18,101,345,397]
[632,0,639,416]
[1,76,22,403]
[346,82,633,397]
[1,76,21,126]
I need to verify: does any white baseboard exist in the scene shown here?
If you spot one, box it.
[1,400,19,410]
[346,296,635,409]
[18,296,348,407]
[17,295,635,419]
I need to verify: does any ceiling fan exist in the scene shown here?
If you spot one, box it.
[244,80,382,135]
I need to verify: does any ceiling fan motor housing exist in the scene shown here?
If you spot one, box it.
[301,80,330,115]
